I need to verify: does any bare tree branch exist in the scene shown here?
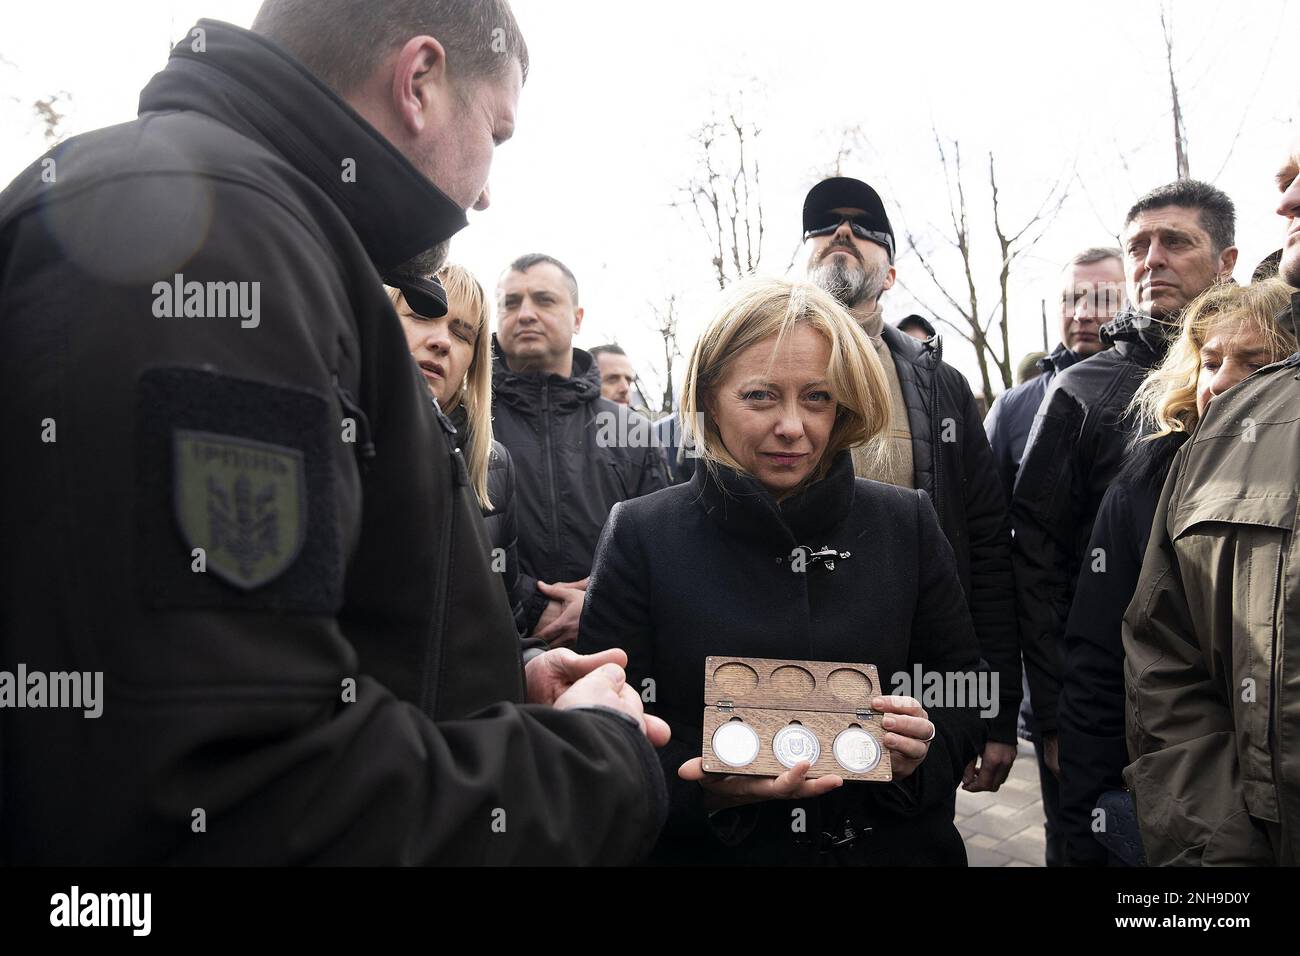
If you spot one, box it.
[1161,4,1191,179]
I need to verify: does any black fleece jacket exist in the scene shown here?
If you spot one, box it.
[0,19,666,864]
[490,338,669,633]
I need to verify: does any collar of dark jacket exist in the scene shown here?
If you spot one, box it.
[137,19,468,273]
[490,335,602,411]
[1043,342,1081,374]
[446,400,469,440]
[691,450,857,550]
[880,322,941,370]
[1099,306,1176,364]
[1280,291,1300,348]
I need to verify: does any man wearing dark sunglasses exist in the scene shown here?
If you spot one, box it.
[803,177,1020,803]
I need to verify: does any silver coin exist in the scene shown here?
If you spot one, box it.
[772,724,821,769]
[833,727,882,773]
[711,721,760,768]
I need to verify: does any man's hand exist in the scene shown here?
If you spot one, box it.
[961,741,1018,792]
[678,758,843,811]
[1043,733,1060,778]
[554,660,670,746]
[533,579,587,646]
[526,646,627,706]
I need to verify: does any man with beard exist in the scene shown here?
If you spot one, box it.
[1011,180,1236,801]
[802,177,1019,795]
[0,1,669,865]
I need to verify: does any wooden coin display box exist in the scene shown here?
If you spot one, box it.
[700,656,892,782]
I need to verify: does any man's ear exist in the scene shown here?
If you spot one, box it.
[391,35,450,136]
[882,266,897,293]
[1218,245,1239,279]
[572,306,585,335]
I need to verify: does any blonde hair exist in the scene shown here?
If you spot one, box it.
[1132,278,1296,440]
[387,264,495,510]
[680,276,893,489]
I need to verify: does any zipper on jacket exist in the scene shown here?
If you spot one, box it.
[333,376,376,468]
[541,382,562,562]
[421,468,456,716]
[429,396,470,488]
[928,336,944,519]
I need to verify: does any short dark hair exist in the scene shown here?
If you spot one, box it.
[252,0,528,96]
[589,344,626,359]
[1067,246,1123,269]
[507,253,579,307]
[896,314,936,338]
[1124,180,1235,253]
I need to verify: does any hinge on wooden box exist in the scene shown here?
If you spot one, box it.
[856,710,876,721]
[717,700,734,712]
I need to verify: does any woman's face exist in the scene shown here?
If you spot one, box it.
[1196,322,1275,418]
[397,291,478,409]
[709,323,838,500]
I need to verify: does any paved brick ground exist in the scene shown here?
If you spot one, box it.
[957,738,1047,867]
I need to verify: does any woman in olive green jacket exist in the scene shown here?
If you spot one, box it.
[1123,289,1300,865]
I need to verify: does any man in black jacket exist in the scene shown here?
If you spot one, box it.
[1011,179,1238,791]
[493,253,670,645]
[985,245,1123,865]
[985,248,1123,503]
[0,4,669,865]
[802,177,1019,792]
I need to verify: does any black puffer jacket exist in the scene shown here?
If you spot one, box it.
[491,338,670,632]
[577,451,986,865]
[1011,308,1173,736]
[984,343,1082,504]
[880,324,1020,743]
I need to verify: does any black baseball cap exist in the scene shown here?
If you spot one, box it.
[802,177,895,262]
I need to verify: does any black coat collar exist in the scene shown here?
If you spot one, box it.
[881,322,940,372]
[1042,342,1081,375]
[490,335,602,412]
[137,19,468,272]
[1100,307,1175,365]
[691,450,857,550]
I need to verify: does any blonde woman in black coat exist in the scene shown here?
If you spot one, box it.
[577,277,986,865]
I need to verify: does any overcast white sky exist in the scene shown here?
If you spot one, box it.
[3,0,1297,403]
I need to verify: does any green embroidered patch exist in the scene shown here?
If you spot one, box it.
[173,430,306,589]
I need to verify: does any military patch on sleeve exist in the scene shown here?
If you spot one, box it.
[138,368,340,611]
[173,430,306,589]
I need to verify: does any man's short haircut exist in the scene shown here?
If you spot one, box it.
[1123,180,1235,254]
[507,253,580,307]
[251,0,529,96]
[1067,246,1123,269]
[589,344,626,359]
